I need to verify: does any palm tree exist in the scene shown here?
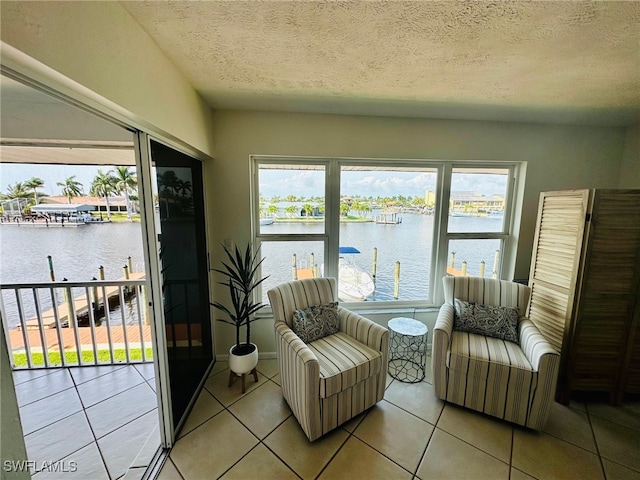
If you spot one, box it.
[57,176,83,204]
[267,204,279,218]
[4,182,30,200]
[284,205,297,218]
[176,178,192,198]
[112,166,137,219]
[302,203,314,217]
[90,170,116,220]
[24,177,45,205]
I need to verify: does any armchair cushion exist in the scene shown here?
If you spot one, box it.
[293,302,340,344]
[448,331,533,379]
[453,299,519,343]
[308,332,383,398]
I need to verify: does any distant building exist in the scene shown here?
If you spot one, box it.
[424,190,436,206]
[43,196,138,214]
[450,191,504,213]
[422,190,504,213]
[0,198,29,218]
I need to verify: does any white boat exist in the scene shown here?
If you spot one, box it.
[259,218,274,225]
[337,247,375,301]
[298,246,376,301]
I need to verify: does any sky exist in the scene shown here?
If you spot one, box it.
[259,168,508,199]
[0,164,109,197]
[0,163,509,200]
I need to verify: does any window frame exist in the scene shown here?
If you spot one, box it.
[252,156,522,309]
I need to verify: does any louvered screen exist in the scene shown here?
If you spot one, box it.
[527,190,590,352]
[568,191,640,399]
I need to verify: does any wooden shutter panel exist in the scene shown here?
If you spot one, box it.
[527,190,590,352]
[568,190,640,402]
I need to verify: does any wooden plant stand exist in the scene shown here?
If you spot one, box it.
[228,368,258,394]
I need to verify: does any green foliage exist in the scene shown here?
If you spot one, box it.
[211,243,269,350]
[12,348,154,367]
[57,176,84,203]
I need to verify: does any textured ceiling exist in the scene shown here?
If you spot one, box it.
[124,1,638,124]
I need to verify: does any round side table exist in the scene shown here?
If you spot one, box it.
[388,317,428,383]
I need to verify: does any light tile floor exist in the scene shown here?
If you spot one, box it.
[13,363,160,479]
[160,357,640,480]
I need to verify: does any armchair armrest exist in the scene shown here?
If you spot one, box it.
[432,304,455,399]
[519,318,560,372]
[518,318,560,430]
[434,303,454,345]
[274,320,319,371]
[274,320,321,440]
[338,307,388,354]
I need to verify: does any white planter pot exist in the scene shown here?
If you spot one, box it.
[229,343,258,375]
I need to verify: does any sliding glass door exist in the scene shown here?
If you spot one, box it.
[138,135,213,441]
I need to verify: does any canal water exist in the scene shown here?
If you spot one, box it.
[260,212,504,302]
[1,214,503,327]
[0,223,145,328]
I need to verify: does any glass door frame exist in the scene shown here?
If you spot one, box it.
[136,132,215,446]
[1,56,215,474]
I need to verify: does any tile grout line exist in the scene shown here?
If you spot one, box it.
[508,425,514,480]
[175,369,275,442]
[409,394,447,480]
[313,375,418,480]
[20,369,87,454]
[77,365,154,480]
[71,365,114,480]
[96,365,160,479]
[16,383,77,408]
[68,364,129,386]
[177,368,299,479]
[12,367,59,386]
[584,402,609,480]
[258,443,304,480]
[167,457,186,480]
[312,421,357,480]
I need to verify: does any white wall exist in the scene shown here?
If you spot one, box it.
[620,123,640,188]
[0,1,215,158]
[207,110,627,355]
[0,325,29,480]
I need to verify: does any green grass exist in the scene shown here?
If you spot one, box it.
[13,347,153,367]
[92,212,141,222]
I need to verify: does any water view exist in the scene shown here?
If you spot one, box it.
[0,212,503,326]
[260,211,503,302]
[0,222,145,328]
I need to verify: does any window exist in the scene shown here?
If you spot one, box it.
[255,162,328,303]
[253,159,520,307]
[339,165,437,301]
[444,167,513,280]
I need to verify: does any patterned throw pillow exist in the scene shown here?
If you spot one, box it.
[292,302,340,344]
[453,299,519,343]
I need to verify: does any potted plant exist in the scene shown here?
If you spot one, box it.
[211,243,268,376]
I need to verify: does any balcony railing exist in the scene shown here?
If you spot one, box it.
[1,279,152,370]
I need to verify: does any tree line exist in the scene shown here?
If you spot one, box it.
[260,194,430,219]
[1,167,138,220]
[261,194,429,207]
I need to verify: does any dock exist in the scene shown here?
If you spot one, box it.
[21,272,145,330]
[374,212,402,224]
[8,324,152,353]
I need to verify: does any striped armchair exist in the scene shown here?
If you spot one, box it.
[267,278,388,441]
[433,276,560,430]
